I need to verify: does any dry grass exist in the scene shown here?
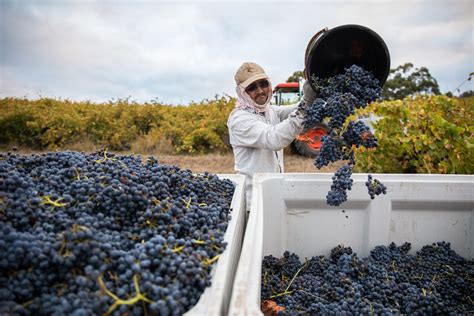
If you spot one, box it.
[130,134,176,155]
[64,138,101,153]
[156,153,236,174]
[283,154,344,174]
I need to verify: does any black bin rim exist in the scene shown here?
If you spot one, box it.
[305,24,390,88]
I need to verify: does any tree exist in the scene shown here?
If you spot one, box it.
[287,71,304,83]
[459,90,474,98]
[382,63,441,100]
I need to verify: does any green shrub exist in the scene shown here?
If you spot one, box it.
[354,96,473,174]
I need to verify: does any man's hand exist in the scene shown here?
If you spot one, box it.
[297,80,317,117]
[302,80,317,107]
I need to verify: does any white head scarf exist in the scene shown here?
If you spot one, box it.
[235,80,273,114]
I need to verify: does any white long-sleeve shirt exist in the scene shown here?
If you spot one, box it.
[227,104,304,211]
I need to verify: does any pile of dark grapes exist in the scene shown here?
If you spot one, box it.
[0,150,235,315]
[302,65,386,205]
[261,242,474,314]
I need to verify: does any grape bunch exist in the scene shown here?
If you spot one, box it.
[312,64,382,106]
[261,242,474,314]
[324,93,358,129]
[302,98,326,130]
[326,164,353,206]
[302,65,386,205]
[0,150,235,315]
[314,134,343,169]
[366,174,387,199]
[342,121,377,148]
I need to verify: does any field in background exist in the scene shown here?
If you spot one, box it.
[3,95,470,174]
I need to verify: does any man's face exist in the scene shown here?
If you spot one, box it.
[245,79,271,105]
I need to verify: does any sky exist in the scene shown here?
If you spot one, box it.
[1,0,473,104]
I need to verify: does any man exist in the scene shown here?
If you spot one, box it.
[227,62,317,210]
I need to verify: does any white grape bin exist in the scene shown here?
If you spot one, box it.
[186,174,246,316]
[229,173,474,315]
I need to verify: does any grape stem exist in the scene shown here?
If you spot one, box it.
[268,259,309,300]
[285,259,309,293]
[98,273,153,316]
[40,196,67,211]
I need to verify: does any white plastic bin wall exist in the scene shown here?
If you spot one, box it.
[229,173,473,315]
[186,174,245,316]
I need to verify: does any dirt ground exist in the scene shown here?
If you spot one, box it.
[156,153,341,174]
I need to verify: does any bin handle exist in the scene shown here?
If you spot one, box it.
[303,27,329,80]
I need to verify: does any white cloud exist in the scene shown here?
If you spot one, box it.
[1,0,473,103]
